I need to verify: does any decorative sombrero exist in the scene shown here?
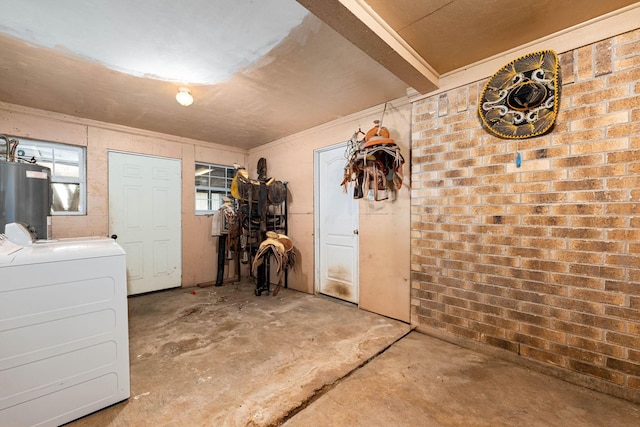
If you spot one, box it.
[479,50,560,139]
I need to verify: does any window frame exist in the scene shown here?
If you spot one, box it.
[13,138,87,216]
[194,162,235,215]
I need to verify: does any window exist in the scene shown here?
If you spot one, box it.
[15,138,86,215]
[195,162,235,214]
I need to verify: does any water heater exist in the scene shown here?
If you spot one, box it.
[0,160,51,239]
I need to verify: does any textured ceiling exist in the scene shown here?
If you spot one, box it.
[0,0,638,149]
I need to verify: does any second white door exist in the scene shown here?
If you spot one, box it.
[315,143,359,303]
[108,151,182,295]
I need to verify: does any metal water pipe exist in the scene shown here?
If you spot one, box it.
[0,134,19,162]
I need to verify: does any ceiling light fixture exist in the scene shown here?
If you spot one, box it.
[176,87,194,106]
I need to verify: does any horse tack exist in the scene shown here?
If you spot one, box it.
[267,180,286,204]
[231,165,286,205]
[251,231,295,296]
[341,123,405,201]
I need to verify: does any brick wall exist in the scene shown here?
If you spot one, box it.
[410,28,640,401]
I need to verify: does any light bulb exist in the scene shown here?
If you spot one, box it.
[176,87,194,106]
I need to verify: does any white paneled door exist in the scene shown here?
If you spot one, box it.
[108,152,181,295]
[315,143,359,303]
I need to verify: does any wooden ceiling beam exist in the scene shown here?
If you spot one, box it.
[296,0,439,94]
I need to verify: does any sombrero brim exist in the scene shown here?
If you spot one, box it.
[478,50,560,139]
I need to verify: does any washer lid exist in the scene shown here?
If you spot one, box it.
[1,238,125,266]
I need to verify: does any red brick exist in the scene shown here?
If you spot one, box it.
[606,203,640,215]
[571,139,629,156]
[605,281,640,296]
[551,343,605,365]
[550,273,603,289]
[574,86,629,107]
[607,176,640,189]
[506,226,548,237]
[522,280,567,297]
[629,377,640,390]
[557,104,606,122]
[448,305,482,322]
[569,312,625,331]
[479,313,518,330]
[568,240,624,253]
[483,174,517,185]
[552,129,604,145]
[521,346,566,367]
[446,324,479,340]
[605,306,640,322]
[568,288,625,305]
[568,360,625,384]
[552,154,604,168]
[480,334,519,353]
[562,77,604,96]
[551,227,603,239]
[507,247,552,262]
[569,163,626,179]
[521,193,567,204]
[438,312,469,327]
[571,216,626,228]
[523,216,568,227]
[550,249,603,264]
[553,179,603,192]
[577,44,594,80]
[568,190,626,203]
[570,112,629,132]
[567,336,625,358]
[520,170,567,182]
[508,331,550,350]
[520,324,566,343]
[559,51,575,84]
[551,296,604,315]
[569,264,625,281]
[607,66,640,85]
[606,332,640,349]
[507,310,549,327]
[606,358,640,377]
[595,39,613,76]
[609,95,640,112]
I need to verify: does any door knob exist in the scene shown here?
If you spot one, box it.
[353,229,359,235]
[111,234,118,240]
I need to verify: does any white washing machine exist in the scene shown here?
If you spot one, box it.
[0,225,130,427]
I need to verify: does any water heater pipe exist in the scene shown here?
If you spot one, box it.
[1,134,19,162]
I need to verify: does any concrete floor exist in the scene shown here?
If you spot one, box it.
[67,282,640,427]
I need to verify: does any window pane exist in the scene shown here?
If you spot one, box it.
[37,160,54,171]
[195,174,209,187]
[210,192,224,211]
[195,163,210,175]
[210,167,226,178]
[34,146,53,162]
[53,147,80,178]
[211,177,227,188]
[194,163,234,214]
[15,143,41,161]
[196,190,209,211]
[51,183,81,212]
